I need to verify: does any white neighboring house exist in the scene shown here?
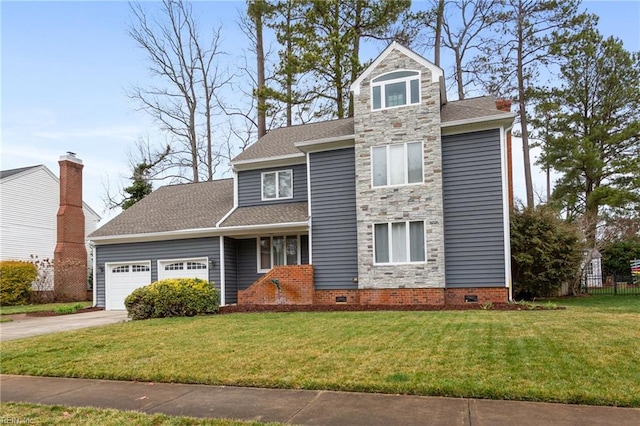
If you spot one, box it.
[0,165,101,288]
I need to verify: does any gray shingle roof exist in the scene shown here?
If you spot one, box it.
[90,179,233,238]
[220,202,309,227]
[233,118,355,163]
[0,165,40,180]
[232,97,510,164]
[441,96,510,123]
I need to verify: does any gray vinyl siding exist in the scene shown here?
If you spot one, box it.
[95,237,220,307]
[442,129,506,288]
[310,148,358,289]
[223,237,238,304]
[236,238,261,291]
[237,163,307,207]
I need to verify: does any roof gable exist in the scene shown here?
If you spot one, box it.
[350,41,446,104]
[232,118,354,166]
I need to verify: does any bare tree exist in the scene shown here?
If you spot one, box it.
[471,0,587,208]
[410,0,500,99]
[128,0,230,183]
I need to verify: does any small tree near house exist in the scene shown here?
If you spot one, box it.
[511,205,583,299]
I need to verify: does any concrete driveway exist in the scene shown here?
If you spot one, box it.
[0,310,129,342]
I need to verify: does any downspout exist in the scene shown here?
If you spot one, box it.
[501,122,515,302]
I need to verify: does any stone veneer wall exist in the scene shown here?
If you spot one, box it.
[353,48,445,290]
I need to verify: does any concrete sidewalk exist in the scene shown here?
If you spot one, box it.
[1,375,639,425]
[0,311,128,341]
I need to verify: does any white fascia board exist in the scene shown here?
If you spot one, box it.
[90,227,223,245]
[90,221,311,245]
[441,114,517,136]
[231,153,306,171]
[350,41,444,95]
[294,135,355,153]
[216,206,237,227]
[218,221,310,236]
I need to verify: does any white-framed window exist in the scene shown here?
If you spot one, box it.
[258,235,301,272]
[131,264,150,272]
[186,261,207,270]
[374,221,426,264]
[262,170,293,200]
[112,265,130,273]
[371,70,420,110]
[164,262,184,271]
[372,142,423,187]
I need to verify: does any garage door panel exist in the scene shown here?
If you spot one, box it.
[106,262,151,311]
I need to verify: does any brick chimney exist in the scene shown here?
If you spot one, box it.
[54,152,88,301]
[496,100,514,208]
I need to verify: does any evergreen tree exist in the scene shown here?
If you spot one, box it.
[534,24,640,245]
[121,163,154,210]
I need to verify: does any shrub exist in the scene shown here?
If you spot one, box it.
[125,278,219,320]
[54,303,85,315]
[0,261,37,305]
[511,205,583,299]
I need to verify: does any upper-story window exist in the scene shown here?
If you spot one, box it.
[371,70,420,110]
[372,142,423,187]
[262,170,293,200]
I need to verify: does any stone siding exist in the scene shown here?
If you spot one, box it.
[353,48,445,289]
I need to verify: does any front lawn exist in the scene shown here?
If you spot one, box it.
[0,402,281,425]
[2,296,639,407]
[0,301,92,315]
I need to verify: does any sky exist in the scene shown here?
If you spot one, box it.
[2,0,639,225]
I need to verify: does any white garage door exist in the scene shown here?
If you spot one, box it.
[105,262,151,311]
[158,258,209,281]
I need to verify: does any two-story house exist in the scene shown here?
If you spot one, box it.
[89,42,516,310]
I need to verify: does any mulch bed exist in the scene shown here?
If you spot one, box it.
[219,303,563,314]
[26,307,104,317]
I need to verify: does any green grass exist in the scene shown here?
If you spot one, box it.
[0,301,92,315]
[0,402,282,425]
[2,296,639,407]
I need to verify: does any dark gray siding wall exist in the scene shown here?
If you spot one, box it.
[310,148,358,289]
[236,238,261,291]
[95,237,221,307]
[442,129,506,288]
[223,237,238,304]
[237,163,307,207]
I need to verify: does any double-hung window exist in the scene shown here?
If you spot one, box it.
[262,170,293,200]
[258,235,300,272]
[371,70,420,110]
[372,142,423,187]
[374,221,425,264]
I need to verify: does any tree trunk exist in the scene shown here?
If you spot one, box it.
[255,1,267,139]
[516,5,533,208]
[434,0,444,67]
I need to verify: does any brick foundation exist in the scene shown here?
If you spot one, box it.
[444,288,509,305]
[239,272,508,306]
[238,265,314,305]
[313,289,445,305]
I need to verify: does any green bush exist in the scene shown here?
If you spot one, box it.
[124,278,219,320]
[511,205,583,299]
[0,261,37,306]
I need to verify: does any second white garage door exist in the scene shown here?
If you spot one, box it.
[158,258,209,281]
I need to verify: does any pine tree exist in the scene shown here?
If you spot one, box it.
[534,23,640,245]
